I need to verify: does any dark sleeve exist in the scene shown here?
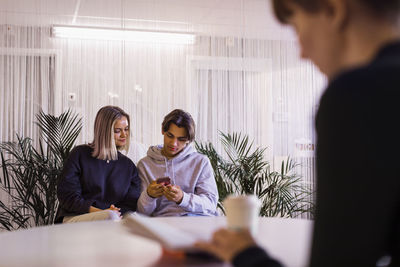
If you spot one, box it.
[311,77,400,266]
[118,162,141,214]
[233,246,283,267]
[57,147,95,214]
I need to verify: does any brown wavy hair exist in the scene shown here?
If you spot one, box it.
[162,109,195,142]
[272,0,400,24]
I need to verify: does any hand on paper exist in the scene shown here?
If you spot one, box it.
[89,206,102,213]
[106,204,120,211]
[89,204,121,217]
[194,228,257,262]
[147,181,165,198]
[106,204,121,217]
[163,185,184,204]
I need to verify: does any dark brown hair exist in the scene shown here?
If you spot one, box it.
[272,0,323,23]
[272,0,400,24]
[162,109,195,142]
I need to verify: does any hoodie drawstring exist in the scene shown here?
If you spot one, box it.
[164,158,168,177]
[164,158,176,184]
[171,160,175,184]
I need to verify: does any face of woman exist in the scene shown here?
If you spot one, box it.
[287,2,345,79]
[114,116,129,148]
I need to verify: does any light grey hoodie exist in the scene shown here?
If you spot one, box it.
[137,144,218,216]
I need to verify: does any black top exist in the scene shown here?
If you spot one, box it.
[233,42,400,267]
[233,246,282,267]
[56,145,141,222]
[311,41,400,267]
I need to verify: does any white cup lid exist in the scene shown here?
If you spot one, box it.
[223,194,260,207]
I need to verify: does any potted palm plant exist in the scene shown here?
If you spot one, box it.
[195,132,314,218]
[0,110,82,230]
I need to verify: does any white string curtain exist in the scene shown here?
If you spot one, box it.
[0,25,54,148]
[190,36,274,159]
[54,37,193,150]
[273,41,327,217]
[0,0,327,217]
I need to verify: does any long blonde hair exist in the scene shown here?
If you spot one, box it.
[90,106,130,161]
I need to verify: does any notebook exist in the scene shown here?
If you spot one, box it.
[122,212,208,251]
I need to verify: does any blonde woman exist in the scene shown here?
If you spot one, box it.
[56,106,141,223]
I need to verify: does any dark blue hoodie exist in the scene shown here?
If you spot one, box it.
[56,145,141,222]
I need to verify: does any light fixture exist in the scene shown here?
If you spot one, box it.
[52,25,195,44]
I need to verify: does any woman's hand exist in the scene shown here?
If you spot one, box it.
[163,185,183,204]
[89,204,121,217]
[194,228,257,262]
[147,181,164,198]
[89,206,102,213]
[106,204,121,217]
[107,204,120,212]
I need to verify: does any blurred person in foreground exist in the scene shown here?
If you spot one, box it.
[196,0,400,266]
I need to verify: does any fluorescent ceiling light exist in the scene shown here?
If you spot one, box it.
[52,25,195,44]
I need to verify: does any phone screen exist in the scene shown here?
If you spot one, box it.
[156,177,171,186]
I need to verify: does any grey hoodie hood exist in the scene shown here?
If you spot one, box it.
[145,144,197,185]
[146,144,196,163]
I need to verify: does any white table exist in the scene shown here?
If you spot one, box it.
[0,217,313,267]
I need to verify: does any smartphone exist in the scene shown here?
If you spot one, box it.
[156,177,171,186]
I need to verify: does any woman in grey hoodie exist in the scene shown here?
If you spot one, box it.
[137,109,218,217]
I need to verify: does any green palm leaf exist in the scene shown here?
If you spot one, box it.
[36,109,82,164]
[0,109,82,230]
[196,131,315,218]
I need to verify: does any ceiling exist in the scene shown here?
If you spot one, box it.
[0,0,295,40]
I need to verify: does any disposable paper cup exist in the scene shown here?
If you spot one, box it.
[223,194,261,236]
